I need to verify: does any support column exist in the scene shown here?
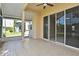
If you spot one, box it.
[22,11,25,40]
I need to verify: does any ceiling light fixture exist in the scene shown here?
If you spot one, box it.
[43,3,47,6]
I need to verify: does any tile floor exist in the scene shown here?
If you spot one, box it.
[0,38,79,56]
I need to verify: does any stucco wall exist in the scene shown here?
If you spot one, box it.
[33,3,79,39]
[32,12,42,39]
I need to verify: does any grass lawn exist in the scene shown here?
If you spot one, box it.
[4,30,21,37]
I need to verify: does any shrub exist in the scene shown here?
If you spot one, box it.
[6,27,13,33]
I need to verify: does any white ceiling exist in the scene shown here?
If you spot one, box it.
[1,3,33,20]
[2,3,24,18]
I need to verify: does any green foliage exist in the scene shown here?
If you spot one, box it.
[6,27,13,33]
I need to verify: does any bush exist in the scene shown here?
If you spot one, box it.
[6,27,13,33]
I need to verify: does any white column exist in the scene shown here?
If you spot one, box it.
[22,11,25,40]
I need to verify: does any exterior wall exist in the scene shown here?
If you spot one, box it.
[32,3,79,39]
[34,3,79,39]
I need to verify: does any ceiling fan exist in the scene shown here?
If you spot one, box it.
[36,3,54,9]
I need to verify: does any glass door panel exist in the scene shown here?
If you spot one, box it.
[56,11,64,43]
[66,6,79,48]
[50,14,55,41]
[43,16,48,39]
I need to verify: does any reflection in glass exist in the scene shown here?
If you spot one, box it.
[43,16,48,39]
[57,11,64,43]
[66,6,79,48]
[50,14,55,41]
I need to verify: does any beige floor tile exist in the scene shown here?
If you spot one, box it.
[0,38,79,56]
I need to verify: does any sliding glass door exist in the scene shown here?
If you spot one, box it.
[66,6,79,48]
[43,6,79,48]
[56,11,64,43]
[50,14,55,41]
[43,16,48,39]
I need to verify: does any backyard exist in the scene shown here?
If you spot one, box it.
[5,31,21,37]
[3,18,30,37]
[3,18,22,37]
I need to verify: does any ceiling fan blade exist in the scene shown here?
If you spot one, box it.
[47,3,54,6]
[43,6,46,9]
[36,3,44,6]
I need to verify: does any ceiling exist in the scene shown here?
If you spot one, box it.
[1,3,34,20]
[1,3,26,19]
[0,3,56,20]
[25,3,55,13]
